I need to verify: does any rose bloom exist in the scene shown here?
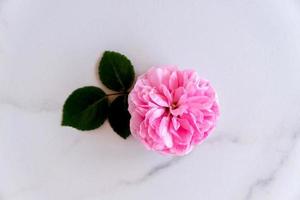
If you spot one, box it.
[128,66,219,155]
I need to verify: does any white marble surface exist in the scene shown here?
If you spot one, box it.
[1,0,300,199]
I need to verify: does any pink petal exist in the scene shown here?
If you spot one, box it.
[149,90,169,107]
[148,108,165,124]
[172,117,180,130]
[173,87,185,103]
[169,71,178,91]
[161,85,172,105]
[159,117,173,148]
[147,68,164,88]
[170,105,187,116]
[177,94,187,105]
[187,96,214,109]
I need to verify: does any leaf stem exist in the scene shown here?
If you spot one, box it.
[106,92,129,97]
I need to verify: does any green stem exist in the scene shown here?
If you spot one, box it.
[106,92,129,97]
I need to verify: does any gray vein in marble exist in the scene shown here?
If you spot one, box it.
[206,133,241,145]
[245,130,300,200]
[119,157,183,185]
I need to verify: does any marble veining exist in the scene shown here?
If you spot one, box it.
[119,157,183,185]
[245,130,300,200]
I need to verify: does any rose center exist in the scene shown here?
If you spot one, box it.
[171,103,178,110]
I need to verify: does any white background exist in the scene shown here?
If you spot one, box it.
[1,0,300,199]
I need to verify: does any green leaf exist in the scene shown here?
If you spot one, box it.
[62,86,108,131]
[108,95,131,139]
[99,51,135,92]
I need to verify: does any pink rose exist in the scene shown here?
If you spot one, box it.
[128,66,220,155]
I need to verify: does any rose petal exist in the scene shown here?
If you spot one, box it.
[159,117,173,148]
[169,71,178,91]
[149,90,169,107]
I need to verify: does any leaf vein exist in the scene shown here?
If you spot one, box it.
[109,58,126,90]
[70,97,106,119]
